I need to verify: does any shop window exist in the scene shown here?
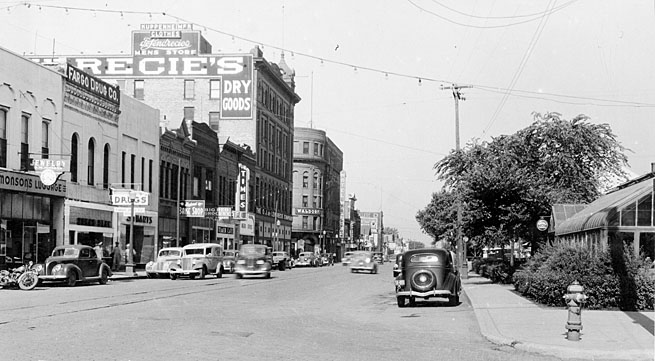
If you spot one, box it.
[184,79,195,99]
[103,144,110,189]
[71,133,79,182]
[134,80,144,100]
[41,120,49,159]
[20,114,29,171]
[0,108,6,168]
[87,138,95,186]
[209,79,220,99]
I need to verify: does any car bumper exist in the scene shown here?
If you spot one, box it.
[38,275,67,281]
[169,269,200,276]
[295,261,312,267]
[350,265,375,271]
[235,269,270,276]
[396,289,454,298]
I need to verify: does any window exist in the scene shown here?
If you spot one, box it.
[302,216,308,229]
[313,195,318,208]
[130,154,135,189]
[159,161,165,198]
[71,134,78,182]
[184,107,195,121]
[87,138,95,186]
[209,112,220,131]
[314,142,319,156]
[313,173,318,189]
[184,79,195,99]
[302,195,308,207]
[171,163,179,200]
[20,114,29,171]
[209,79,220,99]
[121,151,126,185]
[41,121,49,159]
[302,172,309,188]
[141,157,145,192]
[205,169,214,201]
[193,165,201,197]
[303,142,309,154]
[134,80,144,100]
[637,194,653,227]
[148,159,153,193]
[103,144,110,189]
[0,109,6,168]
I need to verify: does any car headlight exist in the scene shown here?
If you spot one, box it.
[237,260,246,265]
[365,258,371,263]
[52,264,62,273]
[34,264,44,273]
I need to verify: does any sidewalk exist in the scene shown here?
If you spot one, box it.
[109,269,148,281]
[463,273,654,360]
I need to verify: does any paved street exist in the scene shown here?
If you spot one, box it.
[2,263,581,361]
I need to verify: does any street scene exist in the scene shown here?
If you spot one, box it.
[0,1,654,361]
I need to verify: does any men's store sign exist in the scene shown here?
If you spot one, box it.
[0,169,66,196]
[66,63,120,106]
[132,31,199,56]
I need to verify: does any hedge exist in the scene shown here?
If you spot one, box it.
[511,244,654,311]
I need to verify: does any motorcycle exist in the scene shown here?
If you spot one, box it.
[0,261,39,290]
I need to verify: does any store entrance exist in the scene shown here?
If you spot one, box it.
[1,220,54,266]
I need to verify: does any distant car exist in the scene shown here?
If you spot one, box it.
[393,253,404,277]
[145,247,183,278]
[272,251,292,270]
[234,244,272,279]
[372,252,384,265]
[349,251,378,274]
[394,248,461,307]
[320,253,334,266]
[222,250,238,274]
[36,245,112,287]
[169,243,224,280]
[342,251,354,266]
[295,252,318,267]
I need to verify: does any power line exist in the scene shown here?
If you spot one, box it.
[429,0,579,20]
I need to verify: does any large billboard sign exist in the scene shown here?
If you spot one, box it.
[132,31,200,56]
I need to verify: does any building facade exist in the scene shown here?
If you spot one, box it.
[292,127,343,255]
[359,211,384,252]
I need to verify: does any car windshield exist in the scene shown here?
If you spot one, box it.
[52,248,79,257]
[185,248,208,255]
[273,252,285,256]
[240,245,266,256]
[299,252,312,257]
[409,254,440,263]
[352,252,369,259]
[224,251,236,257]
[159,249,181,257]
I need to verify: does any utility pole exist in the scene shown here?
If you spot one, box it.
[441,84,472,280]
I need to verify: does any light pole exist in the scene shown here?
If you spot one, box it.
[126,190,136,276]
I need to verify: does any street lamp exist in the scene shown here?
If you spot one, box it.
[125,190,137,276]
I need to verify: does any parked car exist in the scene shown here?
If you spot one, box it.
[393,253,404,277]
[222,250,238,274]
[145,247,183,278]
[349,251,378,274]
[372,252,384,265]
[169,243,224,280]
[36,245,112,287]
[272,251,292,270]
[320,253,334,266]
[295,252,317,267]
[342,251,354,266]
[234,244,272,279]
[394,248,461,307]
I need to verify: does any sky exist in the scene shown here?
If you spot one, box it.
[1,0,653,243]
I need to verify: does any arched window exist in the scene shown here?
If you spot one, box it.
[103,144,110,189]
[70,133,78,182]
[87,138,95,186]
[313,172,319,189]
[302,172,309,188]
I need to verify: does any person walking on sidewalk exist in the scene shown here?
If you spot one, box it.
[111,242,123,271]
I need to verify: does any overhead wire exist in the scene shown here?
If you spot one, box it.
[429,0,579,20]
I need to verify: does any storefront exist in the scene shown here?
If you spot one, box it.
[216,220,236,250]
[120,211,158,265]
[0,169,66,266]
[65,200,114,262]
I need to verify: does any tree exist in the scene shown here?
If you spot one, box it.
[424,112,628,252]
[415,190,457,246]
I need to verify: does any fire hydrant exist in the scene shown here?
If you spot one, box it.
[563,280,588,341]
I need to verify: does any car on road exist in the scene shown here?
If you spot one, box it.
[145,247,183,278]
[36,245,112,287]
[295,252,318,267]
[372,252,384,265]
[272,251,292,270]
[169,243,224,280]
[234,244,272,279]
[349,251,378,274]
[320,253,334,266]
[342,251,354,266]
[222,250,238,274]
[394,248,461,307]
[393,253,404,277]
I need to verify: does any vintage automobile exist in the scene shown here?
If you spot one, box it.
[342,251,354,266]
[394,248,461,307]
[145,247,183,278]
[393,253,404,277]
[349,251,378,274]
[272,251,292,270]
[222,250,238,274]
[320,253,334,266]
[169,243,224,280]
[234,244,272,279]
[36,245,112,287]
[372,252,384,265]
[295,252,317,267]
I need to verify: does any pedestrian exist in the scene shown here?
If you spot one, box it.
[111,242,122,271]
[124,243,137,264]
[93,242,103,259]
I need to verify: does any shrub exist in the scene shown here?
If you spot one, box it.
[512,245,655,310]
[472,257,522,284]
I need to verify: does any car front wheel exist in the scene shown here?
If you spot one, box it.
[198,267,206,279]
[216,266,223,278]
[99,268,108,285]
[170,273,177,280]
[66,272,77,287]
[448,294,459,306]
